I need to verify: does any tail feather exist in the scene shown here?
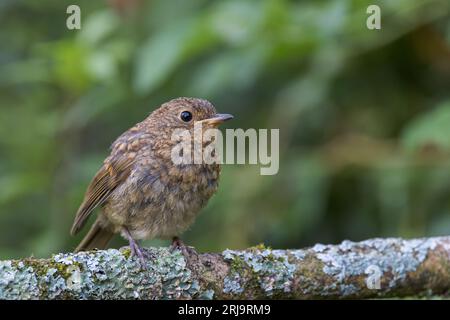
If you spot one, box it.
[75,219,114,252]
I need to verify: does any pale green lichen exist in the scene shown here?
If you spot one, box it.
[198,289,215,300]
[1,238,449,299]
[0,261,40,299]
[311,237,447,297]
[0,247,202,300]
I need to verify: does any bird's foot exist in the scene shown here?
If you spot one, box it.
[122,227,149,269]
[170,237,197,261]
[129,240,147,268]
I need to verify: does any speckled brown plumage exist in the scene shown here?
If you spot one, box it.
[71,97,233,264]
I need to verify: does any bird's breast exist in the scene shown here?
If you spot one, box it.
[104,162,221,239]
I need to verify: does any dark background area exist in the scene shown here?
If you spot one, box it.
[1,0,450,259]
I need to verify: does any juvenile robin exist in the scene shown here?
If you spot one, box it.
[71,97,233,264]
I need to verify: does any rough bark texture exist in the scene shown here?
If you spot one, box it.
[1,236,450,299]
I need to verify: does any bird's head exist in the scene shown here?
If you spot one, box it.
[142,98,233,163]
[148,97,233,131]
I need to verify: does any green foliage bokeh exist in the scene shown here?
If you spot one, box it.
[1,0,450,259]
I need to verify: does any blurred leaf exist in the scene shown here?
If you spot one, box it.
[133,22,192,95]
[401,101,450,151]
[50,40,92,93]
[209,0,262,46]
[62,83,126,130]
[86,50,117,80]
[78,10,120,46]
[1,0,450,259]
[188,45,267,97]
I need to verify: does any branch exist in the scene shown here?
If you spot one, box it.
[1,236,449,299]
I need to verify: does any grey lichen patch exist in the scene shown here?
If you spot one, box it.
[312,237,443,297]
[0,260,39,299]
[222,248,297,298]
[198,289,215,300]
[223,275,244,295]
[66,265,82,291]
[0,247,203,300]
[289,249,307,261]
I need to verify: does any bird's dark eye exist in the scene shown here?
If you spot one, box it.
[180,111,193,122]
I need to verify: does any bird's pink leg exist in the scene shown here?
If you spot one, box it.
[122,227,146,267]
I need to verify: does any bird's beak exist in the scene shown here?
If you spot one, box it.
[200,113,234,126]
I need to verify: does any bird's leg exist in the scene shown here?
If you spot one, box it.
[170,236,184,251]
[122,227,146,268]
[170,236,197,258]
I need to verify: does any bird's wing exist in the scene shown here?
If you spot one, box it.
[70,156,134,235]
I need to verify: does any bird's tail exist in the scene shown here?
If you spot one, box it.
[74,219,114,252]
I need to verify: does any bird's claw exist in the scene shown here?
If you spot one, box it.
[122,227,152,269]
[129,242,147,268]
[170,237,197,260]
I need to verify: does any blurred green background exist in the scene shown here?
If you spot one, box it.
[1,0,450,259]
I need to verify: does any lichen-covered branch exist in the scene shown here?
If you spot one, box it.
[1,237,450,299]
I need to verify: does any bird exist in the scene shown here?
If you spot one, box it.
[70,97,233,265]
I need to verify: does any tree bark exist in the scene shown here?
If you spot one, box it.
[1,236,449,299]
